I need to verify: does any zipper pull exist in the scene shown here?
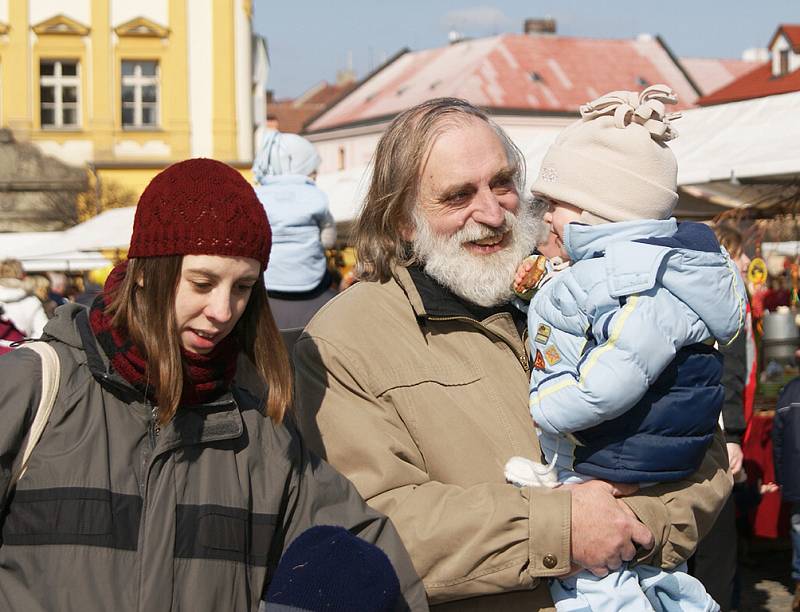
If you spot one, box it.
[521,330,531,372]
[150,404,160,444]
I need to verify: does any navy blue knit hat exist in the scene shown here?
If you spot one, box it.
[265,526,401,611]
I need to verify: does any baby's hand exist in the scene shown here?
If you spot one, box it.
[513,255,548,299]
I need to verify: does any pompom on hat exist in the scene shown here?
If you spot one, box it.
[264,526,401,612]
[127,158,272,269]
[532,84,682,224]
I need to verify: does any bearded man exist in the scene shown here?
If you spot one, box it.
[293,98,731,610]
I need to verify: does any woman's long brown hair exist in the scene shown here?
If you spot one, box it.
[107,256,292,425]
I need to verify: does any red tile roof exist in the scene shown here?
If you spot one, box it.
[268,80,357,133]
[305,33,702,133]
[679,57,761,96]
[696,62,800,105]
[769,24,800,50]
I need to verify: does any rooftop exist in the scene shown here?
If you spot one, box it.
[306,33,708,132]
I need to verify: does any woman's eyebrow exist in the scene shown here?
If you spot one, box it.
[185,269,260,284]
[185,268,219,280]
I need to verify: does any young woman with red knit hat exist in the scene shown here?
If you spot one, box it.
[0,158,426,612]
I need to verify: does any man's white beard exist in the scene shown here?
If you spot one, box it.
[412,199,547,307]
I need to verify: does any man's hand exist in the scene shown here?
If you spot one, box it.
[569,480,654,577]
[726,442,743,476]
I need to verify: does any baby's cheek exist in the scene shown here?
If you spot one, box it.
[537,231,561,259]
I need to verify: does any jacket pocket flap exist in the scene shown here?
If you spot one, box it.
[605,242,670,298]
[375,360,482,396]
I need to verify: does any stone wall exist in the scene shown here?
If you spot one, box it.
[0,129,88,232]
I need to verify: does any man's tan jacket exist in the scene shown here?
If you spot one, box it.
[294,265,732,610]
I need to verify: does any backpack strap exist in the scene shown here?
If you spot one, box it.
[10,342,61,486]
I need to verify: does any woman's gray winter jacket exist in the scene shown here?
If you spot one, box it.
[0,304,427,611]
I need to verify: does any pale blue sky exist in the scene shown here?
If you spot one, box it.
[253,0,798,98]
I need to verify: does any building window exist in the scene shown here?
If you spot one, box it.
[121,60,159,128]
[40,60,80,129]
[779,49,790,76]
[338,146,346,171]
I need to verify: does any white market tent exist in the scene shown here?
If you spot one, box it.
[61,206,136,252]
[670,91,800,186]
[315,166,371,224]
[0,207,135,272]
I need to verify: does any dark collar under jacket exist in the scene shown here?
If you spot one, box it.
[406,264,526,333]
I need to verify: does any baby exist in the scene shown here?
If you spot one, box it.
[507,85,746,612]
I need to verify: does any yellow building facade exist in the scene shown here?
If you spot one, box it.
[0,0,265,199]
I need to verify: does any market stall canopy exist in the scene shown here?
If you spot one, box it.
[315,167,370,225]
[670,91,800,186]
[0,206,135,272]
[0,230,112,272]
[61,206,136,251]
[13,252,113,273]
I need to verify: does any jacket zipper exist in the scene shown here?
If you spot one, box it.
[149,404,160,448]
[426,314,530,373]
[520,328,530,371]
[137,403,160,611]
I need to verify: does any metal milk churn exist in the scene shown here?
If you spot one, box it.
[762,307,800,364]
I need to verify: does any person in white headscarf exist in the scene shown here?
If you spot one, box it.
[252,131,338,330]
[0,259,48,339]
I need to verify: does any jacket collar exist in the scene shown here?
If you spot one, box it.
[45,304,144,404]
[564,218,678,261]
[396,264,526,330]
[47,304,244,445]
[393,263,529,368]
[405,265,473,319]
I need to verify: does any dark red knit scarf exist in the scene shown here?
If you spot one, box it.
[89,261,239,407]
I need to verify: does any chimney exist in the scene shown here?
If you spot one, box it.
[336,69,356,85]
[336,51,357,84]
[524,18,556,35]
[742,47,769,62]
[448,30,464,44]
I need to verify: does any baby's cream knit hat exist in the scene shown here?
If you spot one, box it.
[532,84,681,223]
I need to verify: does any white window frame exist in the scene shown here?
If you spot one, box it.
[121,60,160,129]
[40,60,81,129]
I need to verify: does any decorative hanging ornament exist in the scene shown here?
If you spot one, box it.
[747,257,768,286]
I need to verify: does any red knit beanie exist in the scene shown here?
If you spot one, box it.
[127,158,271,268]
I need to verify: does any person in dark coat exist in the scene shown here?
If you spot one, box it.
[689,223,752,611]
[773,376,800,612]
